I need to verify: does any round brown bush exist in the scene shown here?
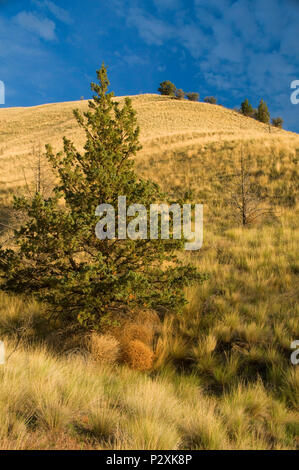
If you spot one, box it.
[122,339,154,371]
[102,308,161,349]
[118,323,154,347]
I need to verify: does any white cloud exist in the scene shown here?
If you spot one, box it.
[122,54,147,66]
[177,23,208,59]
[127,7,207,57]
[31,0,72,24]
[127,8,174,46]
[44,1,73,24]
[14,11,56,41]
[126,0,299,130]
[0,13,67,106]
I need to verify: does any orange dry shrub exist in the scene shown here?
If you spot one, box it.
[98,309,160,370]
[102,309,161,348]
[117,322,154,347]
[122,339,154,371]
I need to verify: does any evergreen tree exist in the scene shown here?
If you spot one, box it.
[186,92,199,102]
[240,98,253,117]
[272,117,283,128]
[0,65,205,330]
[158,80,176,96]
[256,99,270,123]
[175,89,185,100]
[204,96,217,104]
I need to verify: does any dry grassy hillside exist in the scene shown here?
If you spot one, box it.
[1,94,298,193]
[0,95,298,450]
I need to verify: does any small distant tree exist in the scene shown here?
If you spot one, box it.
[186,92,199,102]
[204,96,217,104]
[175,89,185,100]
[272,117,283,128]
[158,80,176,96]
[256,99,270,123]
[226,148,274,226]
[240,98,253,117]
[29,145,55,198]
[0,65,204,330]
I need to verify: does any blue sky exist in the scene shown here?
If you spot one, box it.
[0,0,298,131]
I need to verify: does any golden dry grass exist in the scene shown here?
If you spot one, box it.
[1,94,298,193]
[87,333,120,366]
[0,340,296,450]
[0,94,298,450]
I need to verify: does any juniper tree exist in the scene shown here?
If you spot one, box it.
[175,89,185,100]
[256,99,270,123]
[158,80,176,96]
[0,65,205,329]
[272,117,283,128]
[240,98,253,117]
[186,92,199,102]
[204,96,217,104]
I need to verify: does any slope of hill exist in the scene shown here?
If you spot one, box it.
[1,94,298,192]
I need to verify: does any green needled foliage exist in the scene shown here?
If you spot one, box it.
[256,99,270,124]
[158,80,176,96]
[240,98,253,117]
[0,64,206,330]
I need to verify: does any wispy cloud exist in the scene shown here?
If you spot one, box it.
[0,11,69,106]
[127,8,174,46]
[14,11,56,41]
[43,1,73,24]
[2,0,298,131]
[127,0,299,130]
